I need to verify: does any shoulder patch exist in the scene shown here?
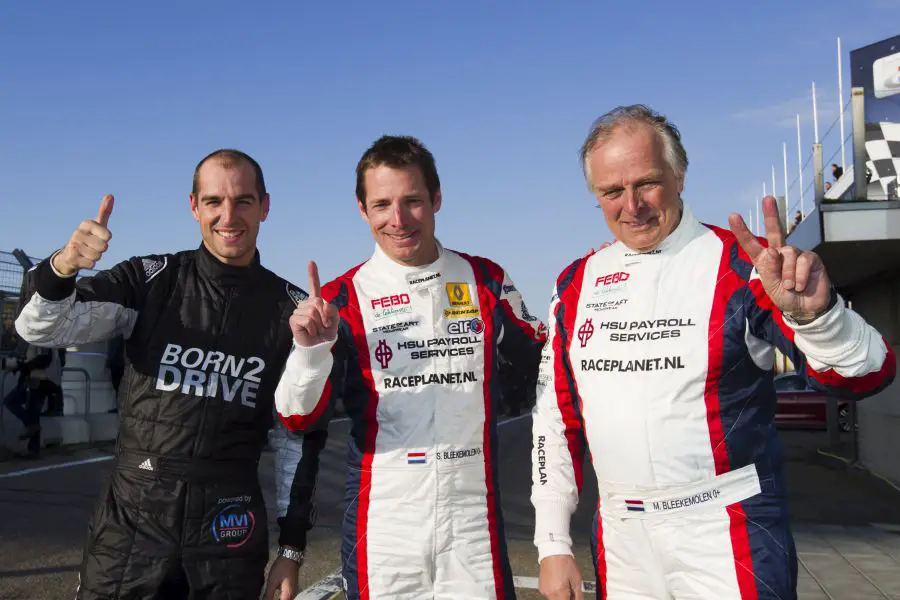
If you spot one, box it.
[142,257,167,282]
[286,283,308,305]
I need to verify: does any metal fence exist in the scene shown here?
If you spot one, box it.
[0,250,97,354]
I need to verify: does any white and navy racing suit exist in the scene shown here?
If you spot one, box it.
[275,242,547,600]
[15,244,322,599]
[531,204,896,599]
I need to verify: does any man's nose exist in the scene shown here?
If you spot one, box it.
[622,187,641,214]
[389,204,408,227]
[220,201,238,224]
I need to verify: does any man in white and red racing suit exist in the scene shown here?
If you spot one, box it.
[531,105,897,600]
[275,135,547,600]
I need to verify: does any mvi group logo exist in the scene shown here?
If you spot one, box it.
[212,503,256,548]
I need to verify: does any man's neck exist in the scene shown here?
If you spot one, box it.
[202,241,255,267]
[386,240,439,268]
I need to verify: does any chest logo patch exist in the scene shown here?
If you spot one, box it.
[374,339,394,369]
[285,283,308,306]
[446,282,473,307]
[142,257,168,282]
[578,318,595,348]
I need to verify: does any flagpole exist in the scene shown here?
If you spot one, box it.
[797,114,804,215]
[772,166,777,202]
[783,142,789,217]
[812,81,820,144]
[838,37,846,170]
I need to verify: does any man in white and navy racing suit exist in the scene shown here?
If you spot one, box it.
[15,149,320,599]
[275,135,547,599]
[532,105,897,600]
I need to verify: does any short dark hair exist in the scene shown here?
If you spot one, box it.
[355,135,440,207]
[192,148,267,201]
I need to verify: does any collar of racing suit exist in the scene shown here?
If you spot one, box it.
[613,201,700,265]
[195,242,263,287]
[369,238,447,292]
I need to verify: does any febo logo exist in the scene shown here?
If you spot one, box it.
[595,272,630,287]
[447,318,485,336]
[212,504,256,548]
[371,294,411,309]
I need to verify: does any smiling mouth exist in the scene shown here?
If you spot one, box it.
[215,230,245,241]
[387,232,417,241]
[623,217,658,228]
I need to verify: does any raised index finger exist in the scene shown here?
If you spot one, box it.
[727,212,765,261]
[307,260,321,298]
[96,194,114,228]
[761,195,785,250]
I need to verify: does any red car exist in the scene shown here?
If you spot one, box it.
[773,372,851,432]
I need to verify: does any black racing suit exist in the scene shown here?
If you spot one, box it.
[15,244,325,599]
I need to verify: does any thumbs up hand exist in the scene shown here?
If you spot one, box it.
[289,261,340,347]
[52,194,115,276]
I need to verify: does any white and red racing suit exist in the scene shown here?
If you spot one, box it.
[531,204,896,599]
[276,242,547,600]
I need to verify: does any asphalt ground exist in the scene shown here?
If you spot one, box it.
[1,418,899,600]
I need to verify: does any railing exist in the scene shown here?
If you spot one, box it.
[0,250,98,354]
[62,367,92,443]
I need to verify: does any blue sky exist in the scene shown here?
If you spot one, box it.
[1,1,896,311]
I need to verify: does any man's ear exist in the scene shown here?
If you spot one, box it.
[260,193,270,222]
[189,194,200,222]
[357,198,369,224]
[432,190,442,213]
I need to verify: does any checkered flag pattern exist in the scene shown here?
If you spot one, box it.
[866,121,900,199]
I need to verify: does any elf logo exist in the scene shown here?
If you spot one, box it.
[447,318,485,336]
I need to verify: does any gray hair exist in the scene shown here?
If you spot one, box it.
[579,104,688,189]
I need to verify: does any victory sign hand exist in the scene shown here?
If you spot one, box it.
[728,196,831,321]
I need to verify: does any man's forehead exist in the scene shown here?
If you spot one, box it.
[365,165,427,195]
[197,159,256,193]
[597,123,659,155]
[592,128,666,177]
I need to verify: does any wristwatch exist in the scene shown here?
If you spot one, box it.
[277,545,305,565]
[783,287,838,326]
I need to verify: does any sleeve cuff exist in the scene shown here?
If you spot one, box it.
[277,516,308,551]
[788,295,858,359]
[48,251,77,279]
[533,498,575,562]
[33,252,77,301]
[287,336,338,377]
[537,541,575,563]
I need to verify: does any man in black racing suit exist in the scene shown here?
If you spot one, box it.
[15,149,324,600]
